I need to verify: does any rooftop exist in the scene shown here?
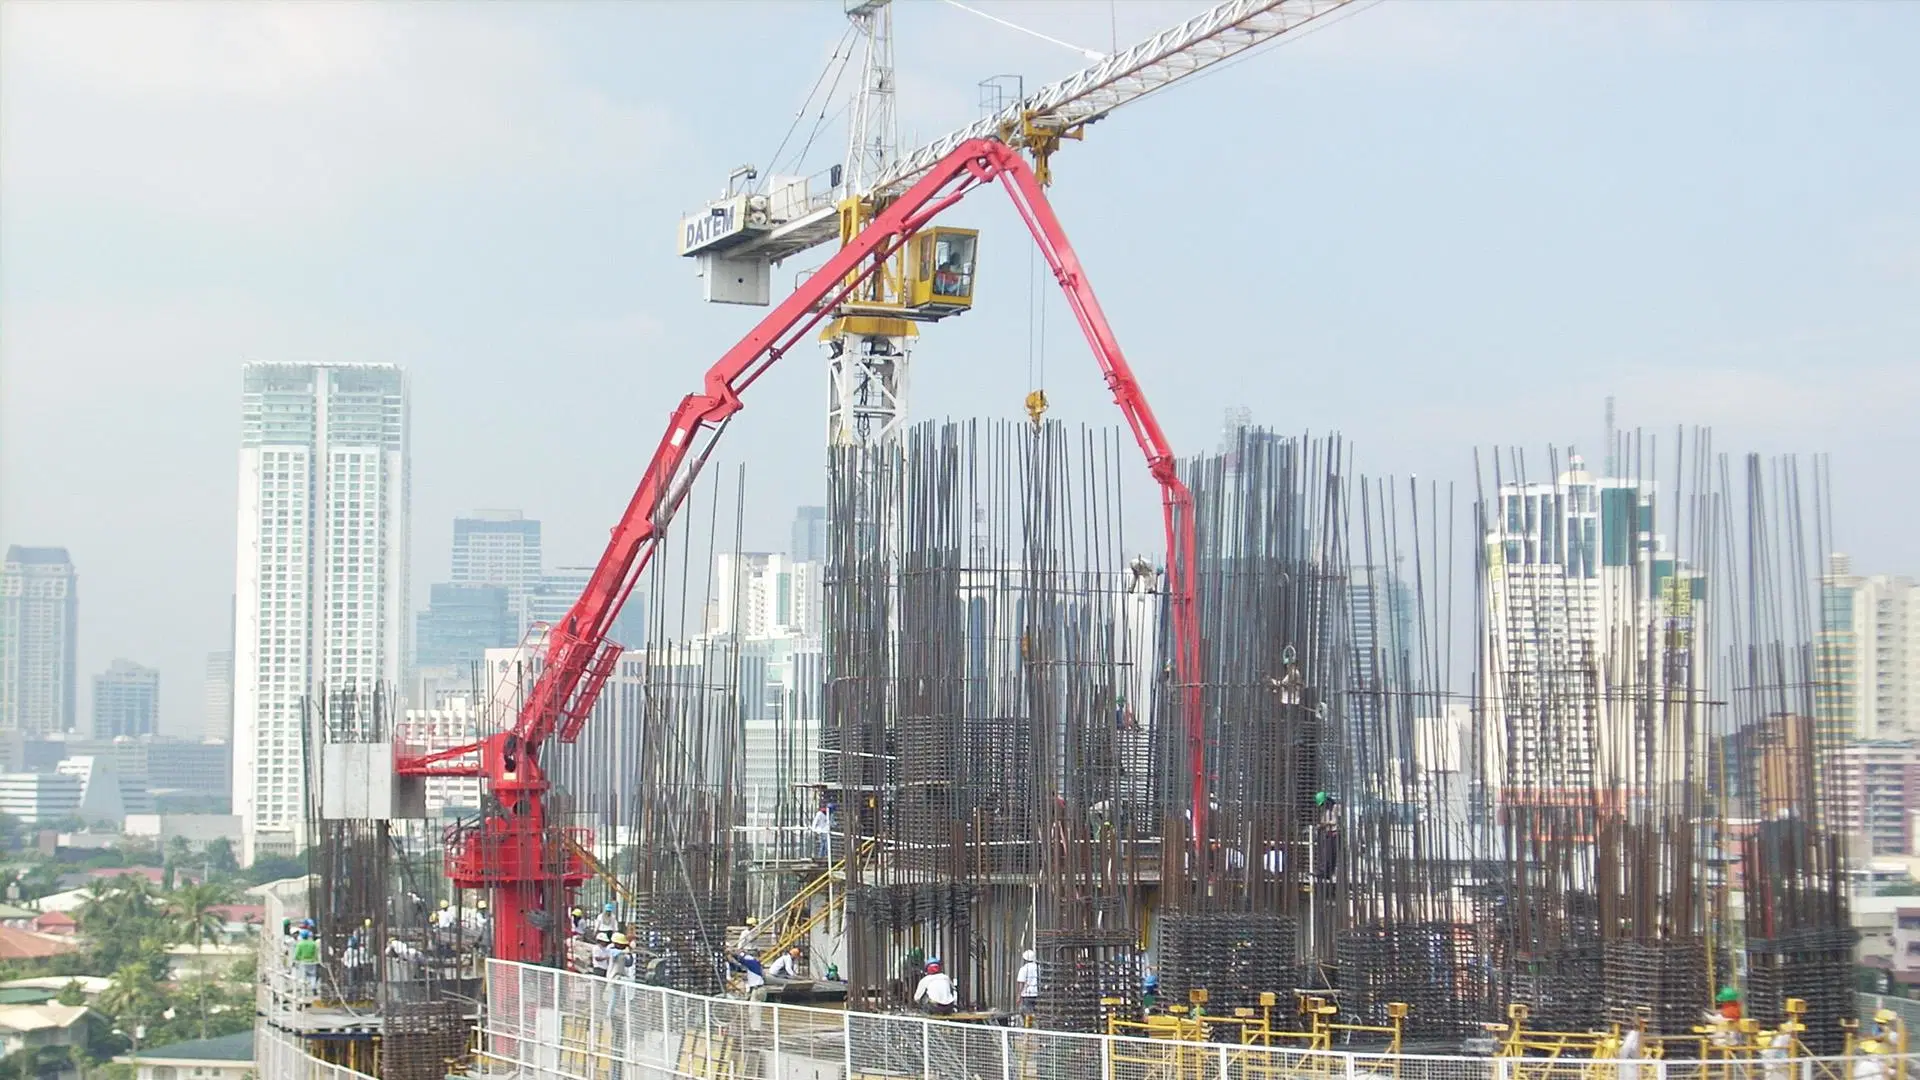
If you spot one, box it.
[0,928,79,961]
[3,547,73,567]
[0,1003,89,1033]
[119,1030,252,1063]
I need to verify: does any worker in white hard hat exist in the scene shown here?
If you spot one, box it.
[590,931,613,978]
[1015,950,1039,1022]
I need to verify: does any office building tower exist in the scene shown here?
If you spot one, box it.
[791,506,828,564]
[1818,555,1919,742]
[1830,740,1920,856]
[452,511,542,634]
[233,363,409,864]
[0,547,79,736]
[204,651,234,744]
[531,568,645,647]
[415,584,515,672]
[92,659,159,738]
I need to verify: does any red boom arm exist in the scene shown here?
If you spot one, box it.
[399,138,1207,964]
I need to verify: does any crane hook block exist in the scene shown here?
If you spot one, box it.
[1025,389,1049,430]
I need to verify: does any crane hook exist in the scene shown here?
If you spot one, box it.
[1025,389,1049,430]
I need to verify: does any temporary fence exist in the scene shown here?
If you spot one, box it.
[477,959,1920,1080]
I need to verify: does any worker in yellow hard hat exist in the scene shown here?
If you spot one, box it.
[1857,1035,1890,1080]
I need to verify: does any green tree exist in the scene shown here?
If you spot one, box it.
[168,881,230,950]
[56,979,85,1007]
[203,837,238,875]
[164,835,193,867]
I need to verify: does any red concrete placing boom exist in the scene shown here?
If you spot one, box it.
[394,138,1201,964]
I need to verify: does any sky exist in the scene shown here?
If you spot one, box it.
[2,0,1915,738]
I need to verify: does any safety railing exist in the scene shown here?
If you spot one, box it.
[479,959,1920,1080]
[255,1024,382,1080]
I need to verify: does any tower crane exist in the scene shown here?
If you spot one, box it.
[399,0,1357,967]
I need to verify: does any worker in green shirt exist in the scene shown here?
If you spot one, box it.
[293,929,321,996]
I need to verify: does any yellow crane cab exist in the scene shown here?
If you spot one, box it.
[906,227,979,317]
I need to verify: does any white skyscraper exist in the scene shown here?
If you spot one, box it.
[233,363,409,864]
[1818,556,1919,741]
[709,553,821,639]
[0,547,80,736]
[1480,455,1701,802]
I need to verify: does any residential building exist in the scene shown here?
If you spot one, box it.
[531,568,645,647]
[1479,455,1703,803]
[415,583,515,677]
[203,651,234,743]
[791,506,828,563]
[1818,555,1919,741]
[0,548,79,736]
[233,363,410,864]
[1832,740,1920,856]
[92,659,159,738]
[452,511,543,633]
[118,1031,253,1080]
[117,1030,254,1080]
[0,1003,90,1062]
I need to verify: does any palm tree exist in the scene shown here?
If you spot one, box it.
[168,882,230,950]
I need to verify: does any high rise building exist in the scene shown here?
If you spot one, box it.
[709,553,821,639]
[1817,555,1919,741]
[0,547,79,736]
[530,568,645,647]
[1480,455,1702,803]
[1830,740,1920,856]
[92,659,159,738]
[204,651,234,743]
[452,511,542,634]
[233,363,409,864]
[791,506,828,564]
[415,584,515,672]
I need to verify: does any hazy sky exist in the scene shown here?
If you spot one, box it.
[2,1,1915,737]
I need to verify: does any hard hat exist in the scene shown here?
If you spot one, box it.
[1864,1040,1886,1054]
[1877,1009,1897,1024]
[746,916,758,926]
[1716,987,1741,1004]
[597,932,611,943]
[1314,791,1331,807]
[1023,950,1035,962]
[572,908,583,917]
[604,902,616,912]
[363,918,372,927]
[926,962,941,974]
[611,933,629,946]
[440,900,450,909]
[477,900,487,910]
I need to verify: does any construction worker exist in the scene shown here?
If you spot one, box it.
[914,959,957,1016]
[1015,949,1040,1021]
[293,928,321,996]
[735,916,761,954]
[591,931,613,977]
[1714,986,1742,1022]
[729,950,767,1001]
[767,946,804,980]
[811,803,832,861]
[1858,1034,1891,1080]
[607,933,636,981]
[434,899,456,932]
[570,907,588,938]
[595,902,618,937]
